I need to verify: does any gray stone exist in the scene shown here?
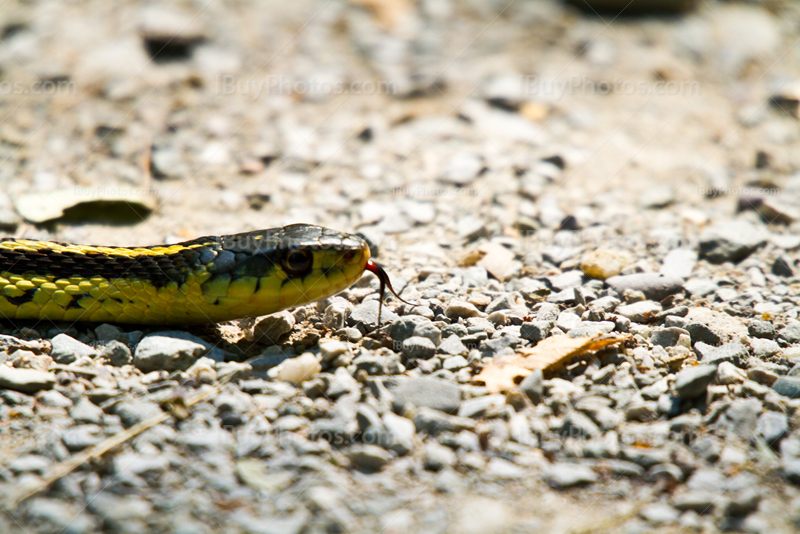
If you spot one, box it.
[381,412,415,455]
[393,377,461,414]
[751,338,780,360]
[520,321,554,345]
[413,407,475,435]
[50,333,97,364]
[402,336,436,360]
[8,454,51,474]
[686,324,721,345]
[484,457,527,480]
[86,493,152,523]
[37,390,72,408]
[519,369,543,404]
[640,502,680,524]
[94,324,128,343]
[616,300,662,323]
[388,316,431,343]
[722,399,763,441]
[700,342,749,366]
[99,340,133,366]
[544,463,598,488]
[134,333,209,372]
[756,411,788,444]
[749,320,775,339]
[350,300,399,330]
[659,248,698,279]
[674,365,717,400]
[778,321,800,344]
[651,327,689,348]
[318,340,349,362]
[438,335,468,356]
[699,220,767,263]
[356,403,383,433]
[606,273,685,301]
[348,444,393,471]
[424,441,456,471]
[0,366,55,394]
[62,425,104,451]
[672,490,719,512]
[252,311,295,344]
[69,398,104,424]
[458,394,506,418]
[561,410,601,438]
[772,377,800,399]
[115,400,163,427]
[414,322,442,346]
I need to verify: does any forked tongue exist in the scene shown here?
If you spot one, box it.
[365,260,416,327]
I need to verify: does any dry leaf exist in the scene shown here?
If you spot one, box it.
[473,333,629,393]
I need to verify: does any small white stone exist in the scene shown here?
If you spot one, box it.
[715,361,746,385]
[269,353,321,385]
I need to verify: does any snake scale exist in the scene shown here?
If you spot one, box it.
[0,224,403,325]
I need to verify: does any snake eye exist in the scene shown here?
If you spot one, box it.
[282,249,313,276]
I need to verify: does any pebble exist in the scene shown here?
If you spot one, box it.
[37,389,72,408]
[414,322,442,346]
[778,321,800,345]
[269,353,321,385]
[252,311,296,344]
[484,457,527,480]
[62,424,104,451]
[756,411,788,444]
[445,300,482,319]
[771,377,800,399]
[519,369,543,404]
[350,300,399,330]
[69,398,105,424]
[0,365,55,394]
[458,394,506,418]
[520,321,554,344]
[674,365,718,400]
[616,300,662,323]
[580,249,632,280]
[659,248,698,279]
[606,273,684,301]
[640,502,681,524]
[440,153,482,185]
[50,333,97,363]
[134,333,208,372]
[99,340,133,366]
[437,335,468,356]
[424,441,457,471]
[715,362,746,385]
[749,320,775,339]
[392,377,461,414]
[381,412,416,455]
[699,220,767,263]
[347,444,393,471]
[544,462,598,488]
[402,336,437,359]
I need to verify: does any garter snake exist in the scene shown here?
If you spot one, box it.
[0,224,405,325]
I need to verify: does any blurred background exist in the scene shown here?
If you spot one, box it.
[0,0,798,263]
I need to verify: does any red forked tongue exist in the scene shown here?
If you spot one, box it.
[365,259,417,327]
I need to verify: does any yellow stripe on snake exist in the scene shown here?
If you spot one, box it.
[0,224,376,324]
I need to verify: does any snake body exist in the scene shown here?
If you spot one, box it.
[0,224,371,324]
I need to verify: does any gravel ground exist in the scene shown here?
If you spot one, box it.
[3,0,800,532]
